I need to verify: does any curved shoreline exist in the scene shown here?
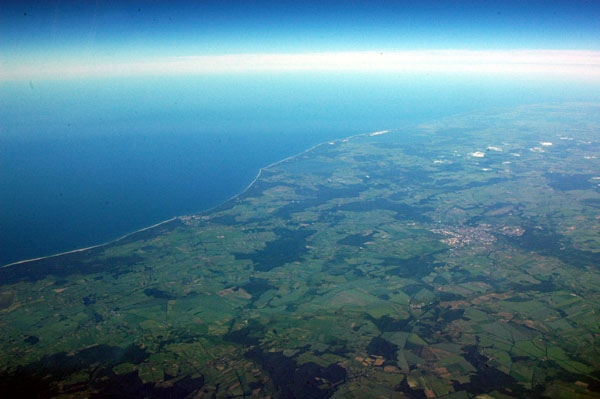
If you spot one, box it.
[1,217,178,268]
[2,128,392,269]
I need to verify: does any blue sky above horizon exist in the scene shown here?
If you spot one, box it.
[2,1,600,81]
[2,0,600,62]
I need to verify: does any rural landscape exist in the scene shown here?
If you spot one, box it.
[1,103,599,398]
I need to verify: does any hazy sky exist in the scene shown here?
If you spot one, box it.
[1,1,600,79]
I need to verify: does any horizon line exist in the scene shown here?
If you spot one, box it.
[2,49,600,81]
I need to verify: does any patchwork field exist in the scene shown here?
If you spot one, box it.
[1,104,599,398]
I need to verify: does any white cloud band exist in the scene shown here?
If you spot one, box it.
[2,50,600,81]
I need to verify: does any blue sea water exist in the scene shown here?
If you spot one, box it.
[1,73,598,265]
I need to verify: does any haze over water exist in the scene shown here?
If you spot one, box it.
[1,73,598,265]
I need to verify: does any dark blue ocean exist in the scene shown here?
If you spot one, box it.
[1,73,598,265]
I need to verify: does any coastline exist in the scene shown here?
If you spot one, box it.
[1,217,178,268]
[2,128,392,269]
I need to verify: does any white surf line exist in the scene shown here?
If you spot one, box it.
[3,128,393,268]
[188,127,395,217]
[236,128,397,185]
[1,217,178,268]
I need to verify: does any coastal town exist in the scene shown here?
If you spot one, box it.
[1,104,599,398]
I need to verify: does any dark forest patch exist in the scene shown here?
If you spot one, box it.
[0,252,144,285]
[383,255,440,279]
[337,232,374,247]
[511,226,600,269]
[439,308,466,322]
[82,296,96,305]
[240,277,275,297]
[366,337,398,361]
[510,280,557,293]
[234,228,315,272]
[0,291,15,309]
[144,288,176,300]
[245,348,346,399]
[224,321,265,347]
[454,345,540,397]
[433,275,448,284]
[438,292,465,302]
[369,315,412,333]
[23,336,39,345]
[0,344,152,398]
[546,172,594,191]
